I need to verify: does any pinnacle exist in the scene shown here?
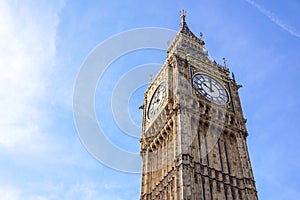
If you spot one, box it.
[179,9,205,46]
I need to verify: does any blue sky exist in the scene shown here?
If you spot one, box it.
[0,0,300,199]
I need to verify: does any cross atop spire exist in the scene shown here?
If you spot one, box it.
[180,8,186,22]
[179,8,188,30]
[178,9,205,46]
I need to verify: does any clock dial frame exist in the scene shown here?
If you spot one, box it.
[147,82,167,120]
[192,73,229,105]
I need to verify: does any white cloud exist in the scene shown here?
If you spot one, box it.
[0,1,65,154]
[245,0,300,38]
[0,181,131,200]
[0,184,21,200]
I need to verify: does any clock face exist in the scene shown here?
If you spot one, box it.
[147,82,167,120]
[192,74,229,105]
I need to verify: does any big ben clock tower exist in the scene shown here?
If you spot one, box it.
[140,10,258,200]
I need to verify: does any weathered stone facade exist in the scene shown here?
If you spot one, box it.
[140,10,258,200]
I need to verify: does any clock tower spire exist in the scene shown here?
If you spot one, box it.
[140,11,258,200]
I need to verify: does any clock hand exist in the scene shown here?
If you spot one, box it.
[202,82,214,92]
[209,79,213,92]
[202,82,209,88]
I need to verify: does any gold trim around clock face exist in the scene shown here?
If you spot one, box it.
[191,66,230,83]
[147,81,167,120]
[192,73,230,105]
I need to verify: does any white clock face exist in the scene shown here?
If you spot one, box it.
[148,82,167,120]
[193,74,229,105]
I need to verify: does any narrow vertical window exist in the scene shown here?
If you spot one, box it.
[202,177,206,200]
[197,129,202,164]
[218,139,224,172]
[224,140,231,174]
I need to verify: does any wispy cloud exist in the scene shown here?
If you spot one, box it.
[0,1,65,154]
[0,180,137,200]
[0,184,20,200]
[245,0,300,38]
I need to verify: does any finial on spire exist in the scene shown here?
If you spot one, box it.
[222,57,227,65]
[231,72,236,83]
[200,32,203,39]
[180,8,186,21]
[149,74,153,84]
[223,57,228,69]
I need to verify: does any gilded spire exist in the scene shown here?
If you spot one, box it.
[180,8,186,30]
[179,9,205,46]
[180,8,186,22]
[179,8,188,31]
